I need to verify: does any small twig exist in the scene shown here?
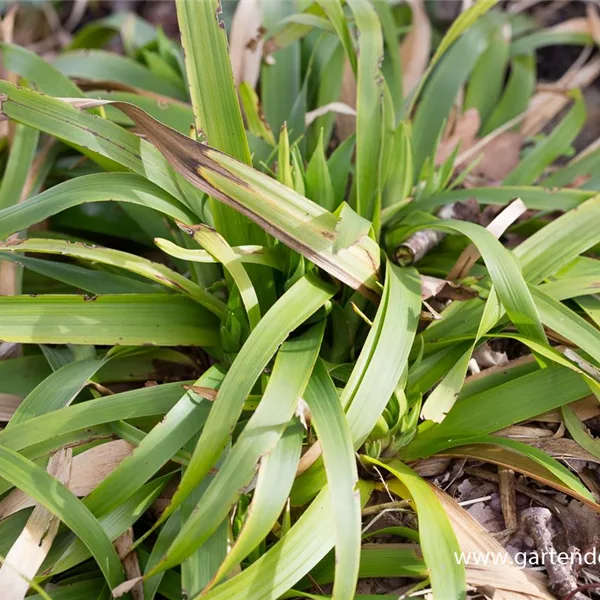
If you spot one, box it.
[465,466,566,514]
[458,495,493,507]
[361,499,410,517]
[361,507,409,535]
[564,584,600,600]
[393,203,459,266]
[522,507,588,600]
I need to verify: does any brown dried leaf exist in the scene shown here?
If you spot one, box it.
[496,425,555,439]
[420,275,447,300]
[464,355,536,386]
[0,440,133,519]
[438,109,523,181]
[0,394,21,421]
[296,440,321,476]
[182,385,218,401]
[441,444,600,513]
[113,529,143,600]
[558,500,600,556]
[335,58,356,141]
[400,0,432,95]
[472,344,509,370]
[412,457,453,477]
[295,398,312,431]
[472,132,523,180]
[53,97,381,299]
[548,16,590,36]
[0,6,17,48]
[436,108,480,165]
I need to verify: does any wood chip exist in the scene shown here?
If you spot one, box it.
[499,467,518,531]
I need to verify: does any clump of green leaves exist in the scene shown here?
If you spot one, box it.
[0,1,599,599]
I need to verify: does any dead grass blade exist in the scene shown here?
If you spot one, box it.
[430,484,555,600]
[447,198,527,280]
[536,397,600,423]
[305,102,356,126]
[440,444,599,512]
[587,3,600,44]
[229,0,263,89]
[401,0,432,96]
[523,56,600,138]
[529,438,600,464]
[0,447,71,600]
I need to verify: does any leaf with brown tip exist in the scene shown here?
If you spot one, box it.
[107,101,381,300]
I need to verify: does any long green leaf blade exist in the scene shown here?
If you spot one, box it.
[148,273,335,550]
[364,457,465,600]
[176,0,264,245]
[304,360,361,600]
[0,295,219,346]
